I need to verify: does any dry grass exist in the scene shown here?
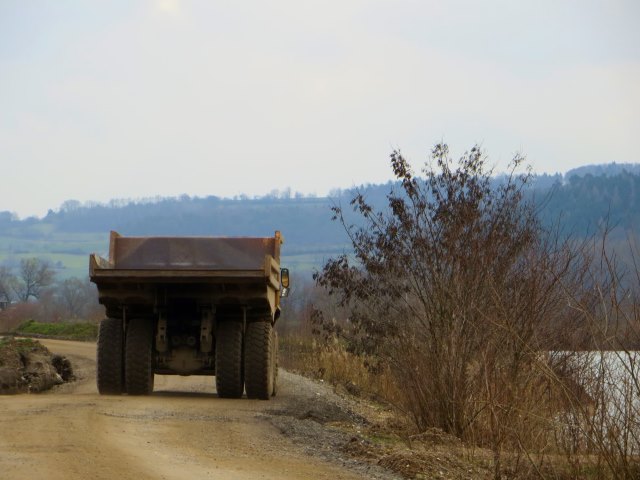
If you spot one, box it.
[282,145,640,478]
[280,330,640,479]
[279,333,402,406]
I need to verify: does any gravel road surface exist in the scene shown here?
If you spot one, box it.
[0,339,398,480]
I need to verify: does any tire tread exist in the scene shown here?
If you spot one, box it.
[245,321,273,400]
[97,317,124,395]
[215,321,244,398]
[125,319,155,395]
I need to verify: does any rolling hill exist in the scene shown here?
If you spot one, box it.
[1,164,639,279]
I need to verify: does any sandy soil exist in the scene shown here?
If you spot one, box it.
[0,339,395,480]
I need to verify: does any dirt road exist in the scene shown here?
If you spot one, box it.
[0,339,390,480]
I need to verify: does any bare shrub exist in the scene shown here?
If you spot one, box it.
[548,238,640,479]
[314,144,592,477]
[277,278,398,403]
[0,266,14,304]
[0,302,40,332]
[0,273,103,330]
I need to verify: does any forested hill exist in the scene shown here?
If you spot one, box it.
[0,165,639,277]
[534,172,640,236]
[20,196,349,248]
[17,167,640,237]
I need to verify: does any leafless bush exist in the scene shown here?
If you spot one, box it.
[0,271,102,330]
[0,302,40,332]
[547,238,640,479]
[313,144,597,477]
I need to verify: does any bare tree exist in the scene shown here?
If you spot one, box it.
[0,265,15,304]
[55,277,98,320]
[13,258,55,302]
[57,277,85,319]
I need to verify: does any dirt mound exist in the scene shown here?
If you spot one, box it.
[0,337,75,394]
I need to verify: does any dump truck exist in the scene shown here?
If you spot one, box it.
[89,231,289,399]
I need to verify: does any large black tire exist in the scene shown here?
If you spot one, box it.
[244,321,274,400]
[271,329,278,397]
[96,317,124,395]
[125,319,155,395]
[215,321,244,398]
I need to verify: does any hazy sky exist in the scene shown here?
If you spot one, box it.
[1,0,639,218]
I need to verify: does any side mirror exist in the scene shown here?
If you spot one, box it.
[280,268,290,288]
[280,268,290,297]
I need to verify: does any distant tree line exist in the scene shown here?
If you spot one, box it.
[532,171,640,237]
[0,163,639,249]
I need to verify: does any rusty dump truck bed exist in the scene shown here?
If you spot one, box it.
[91,231,281,280]
[90,231,283,321]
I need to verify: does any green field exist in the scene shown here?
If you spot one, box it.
[0,231,342,280]
[16,320,98,341]
[0,232,106,279]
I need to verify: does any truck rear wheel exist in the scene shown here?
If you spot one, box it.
[97,317,124,395]
[125,319,155,395]
[215,321,244,398]
[272,329,278,397]
[244,321,274,400]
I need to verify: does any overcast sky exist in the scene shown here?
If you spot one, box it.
[1,0,639,218]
